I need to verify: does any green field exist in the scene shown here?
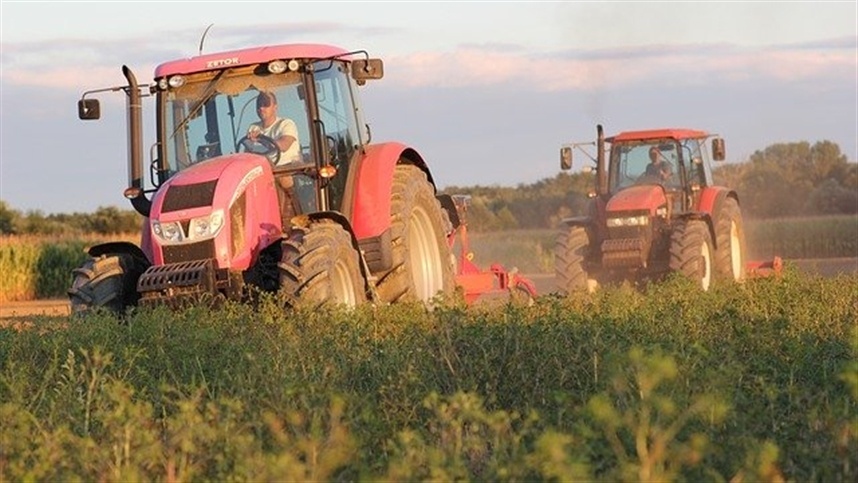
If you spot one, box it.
[1,271,856,481]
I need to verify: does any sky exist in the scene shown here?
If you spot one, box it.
[1,1,856,214]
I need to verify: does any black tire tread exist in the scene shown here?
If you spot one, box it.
[555,225,590,295]
[373,163,454,304]
[279,219,364,309]
[67,253,147,315]
[714,197,747,282]
[668,219,713,289]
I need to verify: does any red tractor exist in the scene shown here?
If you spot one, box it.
[555,125,747,293]
[68,43,455,313]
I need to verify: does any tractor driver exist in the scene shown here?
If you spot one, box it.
[247,91,301,166]
[247,90,302,229]
[645,146,673,182]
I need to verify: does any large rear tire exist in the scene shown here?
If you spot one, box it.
[714,197,746,283]
[374,164,455,304]
[668,219,714,291]
[555,225,592,295]
[67,253,148,316]
[279,219,365,309]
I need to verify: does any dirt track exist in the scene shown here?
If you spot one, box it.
[1,258,856,320]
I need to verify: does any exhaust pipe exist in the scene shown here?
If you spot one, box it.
[596,124,607,195]
[122,65,151,217]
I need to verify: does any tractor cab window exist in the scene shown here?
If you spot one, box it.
[611,141,680,191]
[681,138,712,186]
[311,60,362,212]
[160,68,310,174]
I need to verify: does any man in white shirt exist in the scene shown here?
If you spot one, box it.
[248,91,302,227]
[247,91,301,166]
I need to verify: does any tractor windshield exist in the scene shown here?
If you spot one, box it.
[160,67,310,174]
[610,140,681,191]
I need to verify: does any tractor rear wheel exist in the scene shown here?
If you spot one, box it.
[67,253,148,316]
[714,197,746,283]
[375,164,455,304]
[668,219,714,291]
[279,220,365,309]
[555,225,592,295]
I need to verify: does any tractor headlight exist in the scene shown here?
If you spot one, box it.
[152,210,224,245]
[188,210,224,240]
[152,220,184,243]
[606,215,650,227]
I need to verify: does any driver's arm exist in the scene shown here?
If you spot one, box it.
[273,118,299,155]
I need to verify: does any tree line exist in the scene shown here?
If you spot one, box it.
[1,140,855,236]
[442,140,856,231]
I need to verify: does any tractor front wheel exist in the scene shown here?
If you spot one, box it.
[714,197,747,283]
[668,219,714,291]
[375,164,455,304]
[67,253,148,316]
[279,219,365,308]
[555,225,593,295]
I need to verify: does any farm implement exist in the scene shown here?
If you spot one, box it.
[441,195,538,305]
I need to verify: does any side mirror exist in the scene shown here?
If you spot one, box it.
[560,146,572,170]
[78,98,101,120]
[712,137,725,161]
[352,59,384,83]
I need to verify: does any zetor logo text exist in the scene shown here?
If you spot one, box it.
[206,57,240,69]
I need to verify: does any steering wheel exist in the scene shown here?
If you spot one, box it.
[237,134,281,165]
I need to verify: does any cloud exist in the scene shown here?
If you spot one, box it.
[2,34,853,94]
[384,37,857,91]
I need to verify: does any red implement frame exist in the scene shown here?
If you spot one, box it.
[446,195,538,305]
[746,256,784,278]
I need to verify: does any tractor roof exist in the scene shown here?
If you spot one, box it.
[608,128,711,142]
[155,43,352,78]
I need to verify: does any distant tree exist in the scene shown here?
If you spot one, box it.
[495,206,519,230]
[85,206,143,234]
[805,178,858,214]
[18,210,67,236]
[0,200,20,234]
[736,141,854,217]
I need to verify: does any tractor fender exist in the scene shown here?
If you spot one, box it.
[86,241,151,264]
[698,186,739,219]
[291,211,375,300]
[349,142,434,240]
[696,187,739,250]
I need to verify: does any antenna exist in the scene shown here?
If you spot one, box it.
[198,24,214,56]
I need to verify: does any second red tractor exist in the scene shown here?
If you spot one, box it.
[555,125,748,293]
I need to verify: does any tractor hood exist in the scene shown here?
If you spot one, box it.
[152,154,272,215]
[606,185,667,215]
[146,152,282,271]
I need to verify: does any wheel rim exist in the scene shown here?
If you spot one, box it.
[408,205,443,301]
[331,259,357,306]
[729,220,742,280]
[700,240,712,291]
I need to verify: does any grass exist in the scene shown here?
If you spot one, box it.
[1,270,856,481]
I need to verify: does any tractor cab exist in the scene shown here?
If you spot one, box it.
[606,130,724,215]
[79,45,383,220]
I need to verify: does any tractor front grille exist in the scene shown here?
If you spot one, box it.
[601,238,647,268]
[162,240,216,265]
[161,180,218,212]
